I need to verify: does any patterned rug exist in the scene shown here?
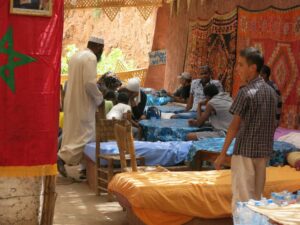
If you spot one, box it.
[185,10,237,93]
[234,6,300,129]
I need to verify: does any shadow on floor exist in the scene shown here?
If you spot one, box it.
[54,166,128,225]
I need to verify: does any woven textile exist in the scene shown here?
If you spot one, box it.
[64,0,162,9]
[185,10,237,93]
[234,6,300,129]
[139,119,211,142]
[64,0,161,20]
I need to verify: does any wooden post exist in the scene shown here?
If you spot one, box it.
[41,175,57,225]
[127,124,138,172]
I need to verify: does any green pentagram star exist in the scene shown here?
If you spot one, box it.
[0,27,36,93]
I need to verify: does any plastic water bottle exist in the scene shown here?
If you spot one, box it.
[290,194,297,204]
[278,195,285,206]
[261,197,268,206]
[266,199,278,209]
[271,192,277,204]
[285,193,291,201]
[297,190,300,203]
[233,202,241,225]
[233,202,243,225]
[242,205,253,224]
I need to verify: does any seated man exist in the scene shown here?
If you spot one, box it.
[172,65,223,119]
[107,92,142,139]
[118,78,147,121]
[107,92,131,120]
[261,65,282,126]
[167,72,192,103]
[187,84,233,140]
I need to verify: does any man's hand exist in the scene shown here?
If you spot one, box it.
[140,115,147,120]
[188,119,198,127]
[198,100,206,107]
[130,98,137,107]
[214,154,226,170]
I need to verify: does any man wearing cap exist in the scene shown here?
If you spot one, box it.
[118,78,147,121]
[168,72,192,103]
[173,65,223,119]
[57,37,105,177]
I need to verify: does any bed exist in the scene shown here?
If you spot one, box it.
[274,127,300,140]
[108,166,300,225]
[187,138,297,170]
[84,141,193,191]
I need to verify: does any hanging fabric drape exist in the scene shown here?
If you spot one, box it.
[0,0,63,177]
[234,6,300,129]
[184,10,238,93]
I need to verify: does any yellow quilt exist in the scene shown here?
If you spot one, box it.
[109,166,300,225]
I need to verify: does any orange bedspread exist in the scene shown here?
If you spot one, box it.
[108,166,300,225]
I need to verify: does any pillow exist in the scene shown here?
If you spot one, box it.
[287,152,300,170]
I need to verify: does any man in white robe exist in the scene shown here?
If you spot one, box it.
[57,37,104,177]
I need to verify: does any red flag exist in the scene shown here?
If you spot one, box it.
[0,0,63,176]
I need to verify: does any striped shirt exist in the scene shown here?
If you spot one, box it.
[230,77,277,158]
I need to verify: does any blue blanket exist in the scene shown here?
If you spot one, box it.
[146,94,172,106]
[139,119,212,142]
[187,138,297,166]
[155,105,186,113]
[84,141,193,166]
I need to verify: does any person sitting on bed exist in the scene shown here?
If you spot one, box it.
[172,65,223,119]
[107,92,141,139]
[118,78,147,121]
[107,92,131,120]
[261,65,282,127]
[186,84,233,140]
[167,72,191,103]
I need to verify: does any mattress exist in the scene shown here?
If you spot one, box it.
[84,141,193,166]
[278,132,300,149]
[108,166,300,225]
[274,127,300,140]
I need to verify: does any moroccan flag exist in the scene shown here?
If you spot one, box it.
[0,0,63,176]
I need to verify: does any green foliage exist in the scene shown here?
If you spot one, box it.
[61,44,78,74]
[92,8,102,18]
[97,48,136,74]
[61,44,137,75]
